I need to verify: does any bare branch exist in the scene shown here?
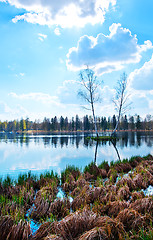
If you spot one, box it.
[112,72,132,135]
[78,67,103,137]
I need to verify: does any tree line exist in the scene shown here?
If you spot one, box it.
[0,114,152,132]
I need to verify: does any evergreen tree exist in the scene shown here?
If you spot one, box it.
[64,117,68,131]
[136,115,141,130]
[129,116,135,130]
[53,116,58,131]
[75,115,80,131]
[83,115,90,131]
[112,115,117,129]
[72,117,75,131]
[60,116,64,131]
[103,117,107,131]
[123,115,128,130]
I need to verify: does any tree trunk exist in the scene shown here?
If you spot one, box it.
[91,101,98,137]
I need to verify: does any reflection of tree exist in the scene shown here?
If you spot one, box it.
[20,134,24,146]
[19,134,30,147]
[76,136,82,148]
[122,132,128,147]
[94,141,98,164]
[52,137,58,148]
[111,138,121,161]
[93,138,121,164]
[60,137,69,148]
[136,132,141,147]
[43,137,50,146]
[129,132,135,146]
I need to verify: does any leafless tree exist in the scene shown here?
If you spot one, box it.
[78,67,102,137]
[112,72,131,135]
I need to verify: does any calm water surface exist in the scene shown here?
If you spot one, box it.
[0,132,152,179]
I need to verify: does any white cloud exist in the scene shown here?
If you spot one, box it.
[8,77,153,121]
[5,0,116,28]
[67,23,153,75]
[38,33,47,41]
[19,72,25,77]
[129,54,153,90]
[9,92,59,105]
[0,101,28,120]
[54,28,61,36]
[56,80,79,104]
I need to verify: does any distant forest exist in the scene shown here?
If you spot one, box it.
[0,114,153,132]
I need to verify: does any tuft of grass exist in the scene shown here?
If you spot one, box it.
[98,160,110,172]
[61,165,80,184]
[3,175,13,188]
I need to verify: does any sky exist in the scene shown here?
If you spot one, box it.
[0,0,153,121]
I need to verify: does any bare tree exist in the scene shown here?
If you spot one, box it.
[78,67,102,137]
[112,72,131,135]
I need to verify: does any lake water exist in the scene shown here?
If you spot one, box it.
[0,131,153,179]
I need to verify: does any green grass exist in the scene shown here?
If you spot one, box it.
[91,136,117,141]
[61,165,81,184]
[98,160,109,170]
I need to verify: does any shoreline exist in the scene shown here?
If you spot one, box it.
[1,129,153,135]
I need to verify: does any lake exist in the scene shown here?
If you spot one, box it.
[0,131,153,179]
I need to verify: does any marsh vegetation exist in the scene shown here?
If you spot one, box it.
[0,155,153,239]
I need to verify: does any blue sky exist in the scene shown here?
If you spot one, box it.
[0,0,153,121]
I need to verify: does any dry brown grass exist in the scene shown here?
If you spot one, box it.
[71,185,90,198]
[78,227,109,240]
[84,164,107,180]
[62,174,89,194]
[0,216,14,240]
[72,187,106,211]
[44,235,63,240]
[116,176,136,191]
[83,172,95,181]
[0,216,31,240]
[117,186,131,201]
[79,216,125,240]
[106,201,129,218]
[130,191,145,202]
[31,197,50,221]
[62,181,76,193]
[116,208,145,231]
[130,197,153,215]
[6,220,31,240]
[31,222,55,240]
[53,209,98,239]
[30,185,58,220]
[48,199,70,220]
[133,174,148,189]
[114,162,132,173]
[76,175,88,188]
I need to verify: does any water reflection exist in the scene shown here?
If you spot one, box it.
[94,138,121,164]
[0,132,152,149]
[0,131,152,179]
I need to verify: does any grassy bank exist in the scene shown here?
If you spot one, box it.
[0,154,153,239]
[87,135,117,141]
